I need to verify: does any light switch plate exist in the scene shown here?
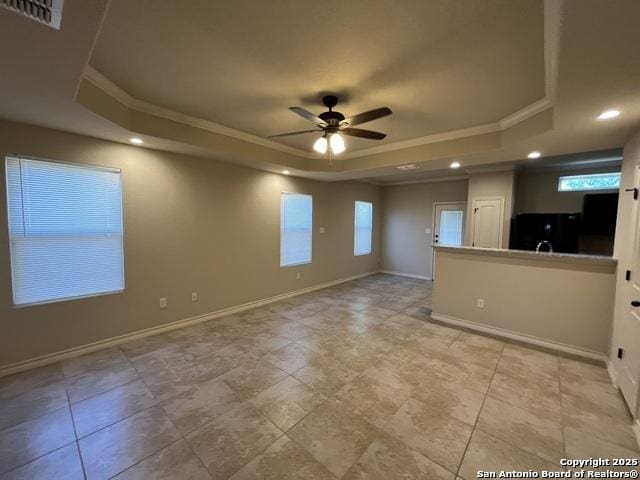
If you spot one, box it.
[159,297,167,309]
[425,228,431,234]
[476,298,485,309]
[319,227,326,234]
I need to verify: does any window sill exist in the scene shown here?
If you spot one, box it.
[280,260,312,268]
[13,289,125,309]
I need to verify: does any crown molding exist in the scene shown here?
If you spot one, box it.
[465,164,516,175]
[381,174,470,186]
[544,0,563,103]
[498,98,552,130]
[82,66,310,158]
[83,29,558,163]
[339,123,502,159]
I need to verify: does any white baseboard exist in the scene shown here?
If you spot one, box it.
[431,312,607,362]
[633,420,640,451]
[0,271,378,378]
[606,359,619,389]
[379,270,431,281]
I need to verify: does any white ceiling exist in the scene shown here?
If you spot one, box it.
[89,0,545,153]
[0,0,639,182]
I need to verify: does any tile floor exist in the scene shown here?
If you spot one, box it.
[0,274,637,479]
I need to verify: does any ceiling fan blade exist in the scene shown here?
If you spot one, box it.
[341,128,386,140]
[289,107,327,126]
[340,107,392,127]
[268,129,323,138]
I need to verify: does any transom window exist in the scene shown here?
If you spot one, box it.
[558,172,621,192]
[280,192,312,267]
[5,157,124,306]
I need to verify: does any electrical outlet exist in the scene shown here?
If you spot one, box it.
[476,298,485,309]
[296,272,301,280]
[191,292,198,302]
[159,297,167,309]
[319,227,326,234]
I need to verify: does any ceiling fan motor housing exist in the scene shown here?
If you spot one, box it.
[320,95,345,131]
[319,111,345,131]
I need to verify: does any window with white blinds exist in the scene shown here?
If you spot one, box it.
[439,210,464,246]
[354,201,373,256]
[5,157,125,306]
[280,192,312,267]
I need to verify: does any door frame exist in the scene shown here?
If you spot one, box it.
[431,201,467,280]
[469,196,505,248]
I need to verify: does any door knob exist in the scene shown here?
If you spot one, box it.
[632,300,640,307]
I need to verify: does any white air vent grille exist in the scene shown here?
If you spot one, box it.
[1,0,63,29]
[396,164,419,171]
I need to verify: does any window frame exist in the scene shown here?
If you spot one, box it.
[557,172,621,192]
[354,200,373,256]
[5,155,126,307]
[279,191,313,268]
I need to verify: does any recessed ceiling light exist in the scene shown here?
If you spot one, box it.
[450,161,461,169]
[129,137,143,145]
[596,109,620,120]
[527,151,541,159]
[282,170,290,175]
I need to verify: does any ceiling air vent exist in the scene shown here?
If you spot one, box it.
[396,164,419,171]
[1,0,64,29]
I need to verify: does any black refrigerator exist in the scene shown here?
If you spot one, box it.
[511,213,581,253]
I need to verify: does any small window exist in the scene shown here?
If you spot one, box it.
[558,172,621,192]
[5,157,124,306]
[439,210,464,246]
[354,201,373,256]
[280,192,312,267]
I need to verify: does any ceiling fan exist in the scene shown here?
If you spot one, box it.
[269,95,392,155]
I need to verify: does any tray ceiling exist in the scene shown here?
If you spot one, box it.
[89,0,545,153]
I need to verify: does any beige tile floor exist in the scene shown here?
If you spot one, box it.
[0,274,637,479]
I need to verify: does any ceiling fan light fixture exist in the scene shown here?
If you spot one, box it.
[330,133,345,154]
[313,136,328,154]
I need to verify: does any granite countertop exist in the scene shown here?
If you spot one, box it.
[433,245,617,266]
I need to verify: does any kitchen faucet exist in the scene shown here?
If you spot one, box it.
[536,240,553,253]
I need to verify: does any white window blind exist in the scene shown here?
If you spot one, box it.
[439,210,464,246]
[280,192,312,267]
[354,201,373,256]
[5,157,124,306]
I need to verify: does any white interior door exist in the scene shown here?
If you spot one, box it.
[617,166,640,411]
[433,204,466,247]
[471,198,503,248]
[432,203,465,280]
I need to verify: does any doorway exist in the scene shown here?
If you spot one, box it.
[432,202,466,279]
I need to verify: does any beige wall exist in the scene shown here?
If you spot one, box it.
[0,120,381,368]
[465,170,515,248]
[380,180,468,279]
[514,166,620,214]
[433,248,616,355]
